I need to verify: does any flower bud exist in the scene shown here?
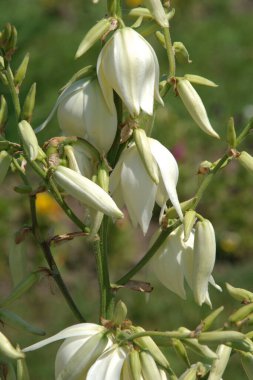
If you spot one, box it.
[228,302,253,323]
[0,94,8,130]
[183,210,196,242]
[192,219,217,306]
[173,42,192,64]
[176,79,220,139]
[18,120,39,161]
[0,150,11,183]
[140,351,162,379]
[133,128,159,184]
[198,331,245,345]
[179,328,217,360]
[240,352,253,380]
[17,353,30,380]
[53,165,123,219]
[208,345,232,380]
[131,326,170,369]
[183,74,218,87]
[129,349,142,380]
[97,27,163,116]
[0,331,24,360]
[238,151,253,172]
[201,306,224,332]
[21,83,36,123]
[76,18,113,58]
[179,365,198,380]
[14,53,30,88]
[226,282,253,303]
[112,300,128,326]
[226,117,237,148]
[144,0,169,27]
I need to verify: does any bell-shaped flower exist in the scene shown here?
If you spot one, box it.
[110,138,183,235]
[23,323,113,380]
[37,78,117,154]
[152,222,221,306]
[97,27,163,117]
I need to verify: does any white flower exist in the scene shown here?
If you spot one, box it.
[53,166,124,219]
[38,78,117,154]
[110,138,183,235]
[97,27,163,117]
[152,222,221,306]
[23,323,113,380]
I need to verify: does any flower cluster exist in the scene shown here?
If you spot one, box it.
[152,220,221,306]
[23,322,171,380]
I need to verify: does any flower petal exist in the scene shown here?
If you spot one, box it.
[149,138,183,221]
[86,345,128,380]
[23,324,104,352]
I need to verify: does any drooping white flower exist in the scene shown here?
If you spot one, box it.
[110,138,183,234]
[152,222,221,306]
[97,27,163,117]
[38,78,117,154]
[23,323,113,380]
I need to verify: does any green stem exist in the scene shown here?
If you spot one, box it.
[29,184,86,321]
[5,64,21,120]
[163,27,175,78]
[236,117,253,146]
[123,330,191,343]
[107,0,122,17]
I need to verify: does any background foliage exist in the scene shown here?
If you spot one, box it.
[0,0,253,378]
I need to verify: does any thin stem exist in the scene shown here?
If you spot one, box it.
[5,64,21,120]
[163,27,175,78]
[29,194,86,322]
[123,330,191,343]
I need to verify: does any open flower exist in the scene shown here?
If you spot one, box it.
[23,323,113,379]
[110,138,183,234]
[97,27,163,117]
[152,222,221,306]
[38,78,117,154]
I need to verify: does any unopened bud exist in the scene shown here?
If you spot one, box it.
[14,53,30,88]
[129,349,142,380]
[184,74,218,87]
[76,18,113,58]
[193,219,216,306]
[0,150,11,183]
[0,95,8,129]
[240,351,253,379]
[183,210,196,242]
[14,184,33,194]
[208,345,232,380]
[198,331,245,345]
[97,161,110,192]
[53,165,123,219]
[140,351,162,379]
[112,300,128,326]
[133,128,159,184]
[17,351,30,380]
[226,282,253,303]
[173,42,192,64]
[144,0,169,27]
[179,365,198,380]
[166,197,197,219]
[229,302,253,323]
[238,151,253,172]
[201,306,224,332]
[171,338,190,366]
[18,120,39,161]
[0,23,12,49]
[0,331,24,359]
[226,117,237,148]
[21,83,36,123]
[177,79,220,139]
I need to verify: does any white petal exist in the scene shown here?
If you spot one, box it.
[121,148,156,234]
[153,226,186,299]
[86,345,127,380]
[149,138,183,220]
[84,79,117,153]
[23,324,104,352]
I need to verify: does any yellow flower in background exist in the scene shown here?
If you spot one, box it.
[36,192,62,220]
[125,0,143,7]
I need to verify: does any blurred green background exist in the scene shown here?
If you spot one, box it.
[0,0,253,378]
